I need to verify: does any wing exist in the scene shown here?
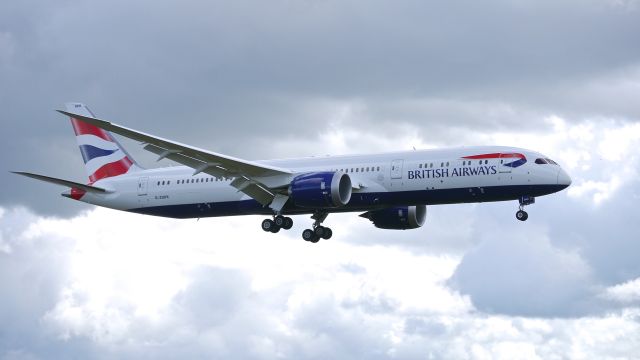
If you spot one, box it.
[57,110,293,207]
[12,171,109,193]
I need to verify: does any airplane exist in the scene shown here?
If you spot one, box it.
[13,103,572,243]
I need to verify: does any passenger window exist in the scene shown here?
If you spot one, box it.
[157,181,160,186]
[377,166,380,171]
[356,168,359,172]
[446,162,449,167]
[430,163,433,168]
[485,160,488,165]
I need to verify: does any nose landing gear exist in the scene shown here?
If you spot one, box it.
[516,196,535,221]
[516,209,528,221]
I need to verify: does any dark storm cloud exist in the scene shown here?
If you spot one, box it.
[2,0,639,215]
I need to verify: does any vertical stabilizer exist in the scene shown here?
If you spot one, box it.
[65,103,142,183]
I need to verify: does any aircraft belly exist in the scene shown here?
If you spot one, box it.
[125,184,567,219]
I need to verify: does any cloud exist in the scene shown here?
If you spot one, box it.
[1,206,640,358]
[2,0,640,357]
[2,0,640,216]
[602,278,640,304]
[449,230,595,317]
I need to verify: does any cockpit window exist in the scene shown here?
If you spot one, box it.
[545,158,558,165]
[535,158,548,164]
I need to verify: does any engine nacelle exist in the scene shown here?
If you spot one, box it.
[289,171,352,208]
[360,205,427,230]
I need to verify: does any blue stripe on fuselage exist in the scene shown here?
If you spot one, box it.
[126,184,568,219]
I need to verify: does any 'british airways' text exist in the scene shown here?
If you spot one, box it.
[407,165,497,179]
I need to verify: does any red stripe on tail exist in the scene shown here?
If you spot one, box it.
[89,157,133,182]
[70,117,112,141]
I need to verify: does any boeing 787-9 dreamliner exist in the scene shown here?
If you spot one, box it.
[14,103,572,243]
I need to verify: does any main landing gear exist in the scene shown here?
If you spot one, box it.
[516,196,535,221]
[261,215,293,233]
[260,212,332,243]
[302,211,332,243]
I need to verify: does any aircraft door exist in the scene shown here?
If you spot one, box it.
[138,176,148,196]
[390,159,404,179]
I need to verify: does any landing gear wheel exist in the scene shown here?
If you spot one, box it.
[315,226,326,237]
[516,210,529,221]
[274,215,286,227]
[262,219,276,232]
[282,217,293,230]
[321,227,332,240]
[302,229,319,242]
[270,226,281,233]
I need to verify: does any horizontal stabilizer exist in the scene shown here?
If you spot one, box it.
[11,171,109,193]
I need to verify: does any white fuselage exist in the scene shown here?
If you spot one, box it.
[73,146,571,219]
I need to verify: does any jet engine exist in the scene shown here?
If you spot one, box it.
[360,205,427,230]
[289,171,352,208]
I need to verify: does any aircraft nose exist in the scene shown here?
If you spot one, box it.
[557,168,572,188]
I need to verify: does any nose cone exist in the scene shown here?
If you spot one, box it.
[557,168,572,188]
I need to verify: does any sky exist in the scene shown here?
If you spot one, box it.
[1,0,640,358]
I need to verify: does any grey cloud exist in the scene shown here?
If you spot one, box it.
[2,0,640,215]
[447,177,640,317]
[449,231,595,317]
[544,180,640,285]
[0,208,98,359]
[171,267,252,329]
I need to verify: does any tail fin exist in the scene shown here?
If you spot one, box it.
[65,103,143,183]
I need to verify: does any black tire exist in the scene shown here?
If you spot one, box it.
[274,215,286,227]
[314,226,325,237]
[270,225,281,233]
[282,217,293,230]
[302,229,315,241]
[516,210,528,221]
[262,219,275,232]
[322,227,333,240]
[310,236,320,243]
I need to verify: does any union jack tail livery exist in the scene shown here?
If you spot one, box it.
[65,103,142,183]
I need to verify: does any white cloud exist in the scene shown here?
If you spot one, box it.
[602,278,640,303]
[1,206,640,358]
